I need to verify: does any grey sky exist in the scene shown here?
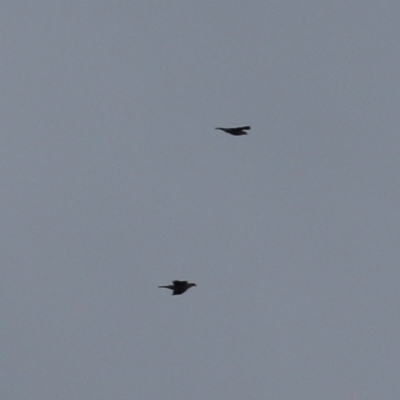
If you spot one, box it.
[1,2,399,399]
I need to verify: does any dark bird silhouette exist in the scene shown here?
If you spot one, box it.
[215,126,250,136]
[158,280,197,296]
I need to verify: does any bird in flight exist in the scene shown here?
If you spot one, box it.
[215,126,250,136]
[158,280,197,296]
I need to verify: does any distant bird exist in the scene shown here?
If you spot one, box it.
[158,280,197,296]
[215,126,250,136]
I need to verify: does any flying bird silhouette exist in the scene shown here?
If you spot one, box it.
[158,280,197,296]
[215,126,250,136]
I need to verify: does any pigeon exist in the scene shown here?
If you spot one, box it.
[158,280,197,296]
[215,126,250,136]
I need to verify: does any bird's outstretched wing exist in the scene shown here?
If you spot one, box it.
[215,126,250,135]
[173,280,188,286]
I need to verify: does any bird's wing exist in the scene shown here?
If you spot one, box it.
[236,126,250,130]
[173,280,187,286]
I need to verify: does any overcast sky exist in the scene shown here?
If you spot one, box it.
[1,2,400,399]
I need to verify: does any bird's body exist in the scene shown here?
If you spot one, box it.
[215,126,250,136]
[158,280,197,296]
